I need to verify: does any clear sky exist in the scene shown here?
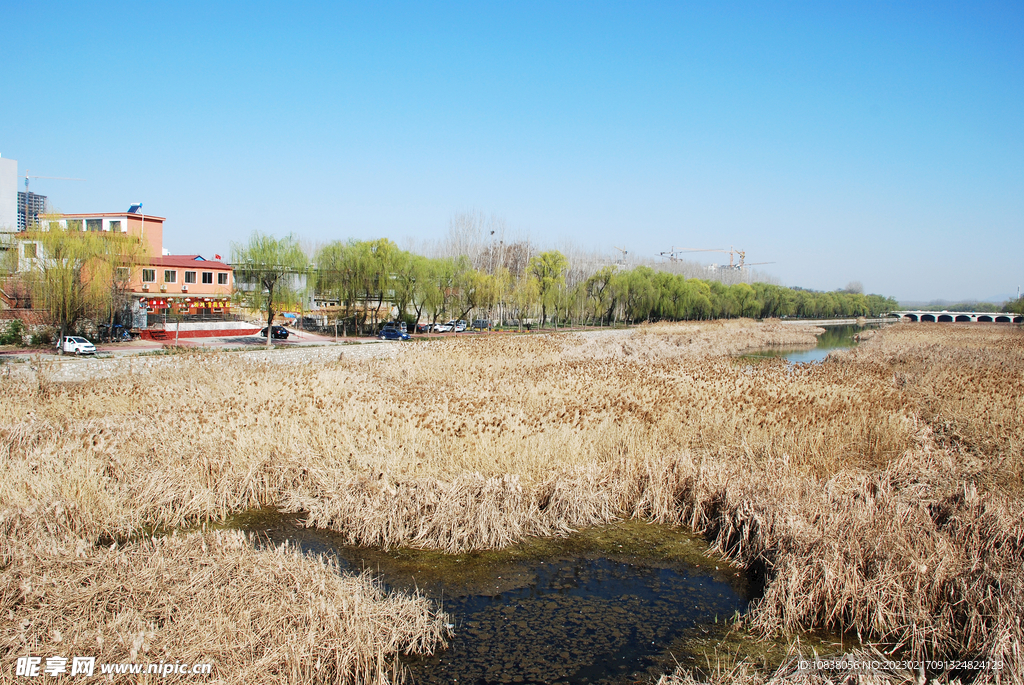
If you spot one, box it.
[2,1,1021,302]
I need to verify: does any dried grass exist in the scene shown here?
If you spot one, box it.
[2,320,1023,682]
[0,528,450,684]
[657,647,931,685]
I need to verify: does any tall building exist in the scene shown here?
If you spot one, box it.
[18,191,48,230]
[0,157,16,232]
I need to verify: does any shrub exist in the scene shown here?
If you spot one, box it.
[30,329,53,346]
[0,319,26,345]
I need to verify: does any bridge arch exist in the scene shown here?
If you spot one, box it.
[938,314,953,322]
[977,315,993,322]
[996,316,1011,323]
[921,314,936,322]
[1015,316,1023,323]
[955,315,971,322]
[904,314,919,322]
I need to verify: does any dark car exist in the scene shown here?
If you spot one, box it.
[259,326,289,340]
[415,322,432,334]
[379,327,410,341]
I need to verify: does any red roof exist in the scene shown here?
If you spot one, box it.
[150,255,231,270]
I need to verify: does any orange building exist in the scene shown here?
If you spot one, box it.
[137,255,233,317]
[43,209,165,258]
[15,205,249,331]
[19,208,239,325]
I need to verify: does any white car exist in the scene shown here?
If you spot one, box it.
[432,321,454,333]
[59,336,97,355]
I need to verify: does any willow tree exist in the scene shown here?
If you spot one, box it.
[392,252,430,327]
[528,250,568,327]
[585,266,616,326]
[508,272,539,331]
[231,232,308,347]
[23,225,107,353]
[365,238,400,329]
[93,233,150,337]
[315,240,356,338]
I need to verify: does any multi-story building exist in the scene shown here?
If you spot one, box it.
[36,208,165,258]
[14,207,236,322]
[18,191,48,230]
[136,254,233,317]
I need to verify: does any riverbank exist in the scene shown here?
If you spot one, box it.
[2,320,1021,683]
[778,316,898,327]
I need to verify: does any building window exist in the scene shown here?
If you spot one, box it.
[202,272,213,284]
[23,243,37,258]
[142,269,156,283]
[164,270,177,283]
[109,220,122,232]
[66,219,83,231]
[217,272,229,285]
[86,219,102,232]
[184,271,197,284]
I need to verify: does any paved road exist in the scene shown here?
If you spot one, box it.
[0,326,623,380]
[0,332,414,382]
[0,329,386,361]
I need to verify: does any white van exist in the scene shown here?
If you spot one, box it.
[59,336,97,355]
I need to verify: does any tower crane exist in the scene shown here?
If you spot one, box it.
[612,246,629,265]
[659,247,723,262]
[661,246,774,269]
[24,171,85,194]
[21,171,85,228]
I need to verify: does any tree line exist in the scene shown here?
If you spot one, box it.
[2,221,900,352]
[232,232,898,337]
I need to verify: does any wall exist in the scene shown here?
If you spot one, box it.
[0,158,17,232]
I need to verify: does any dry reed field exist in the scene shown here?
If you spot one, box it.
[2,320,1022,683]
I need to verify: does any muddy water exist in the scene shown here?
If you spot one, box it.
[223,512,758,684]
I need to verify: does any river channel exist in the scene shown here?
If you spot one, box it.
[741,324,880,364]
[223,512,785,684]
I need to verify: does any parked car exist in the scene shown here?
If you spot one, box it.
[454,320,467,332]
[58,336,96,355]
[432,321,454,333]
[258,326,290,340]
[471,319,492,331]
[379,327,411,341]
[415,322,432,334]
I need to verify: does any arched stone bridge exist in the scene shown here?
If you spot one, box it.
[896,311,1023,323]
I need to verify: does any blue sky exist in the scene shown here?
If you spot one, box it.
[2,1,1021,302]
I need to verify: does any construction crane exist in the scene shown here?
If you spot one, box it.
[664,246,773,270]
[21,171,85,228]
[659,247,724,262]
[612,246,629,265]
[24,171,85,194]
